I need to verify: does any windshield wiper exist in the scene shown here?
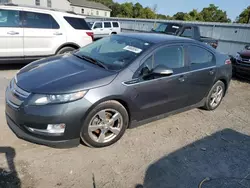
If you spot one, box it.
[73,54,108,70]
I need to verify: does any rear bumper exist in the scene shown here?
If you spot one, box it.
[6,114,80,148]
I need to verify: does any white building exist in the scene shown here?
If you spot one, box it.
[0,0,111,17]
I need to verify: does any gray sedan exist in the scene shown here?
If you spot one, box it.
[5,33,232,148]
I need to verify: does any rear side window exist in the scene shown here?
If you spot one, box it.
[0,9,20,27]
[64,16,90,30]
[181,27,192,38]
[104,22,111,28]
[187,45,214,65]
[112,22,119,28]
[22,11,59,29]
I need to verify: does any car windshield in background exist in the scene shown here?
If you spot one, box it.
[87,22,93,28]
[75,35,152,71]
[153,23,180,35]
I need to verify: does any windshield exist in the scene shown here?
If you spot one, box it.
[75,35,152,71]
[153,23,180,35]
[87,22,93,28]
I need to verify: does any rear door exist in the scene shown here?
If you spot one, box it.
[22,11,65,57]
[185,44,216,105]
[103,22,112,36]
[111,22,121,33]
[0,9,23,57]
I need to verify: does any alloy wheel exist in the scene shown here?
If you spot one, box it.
[210,85,223,108]
[88,109,123,143]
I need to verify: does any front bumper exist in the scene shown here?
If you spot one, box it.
[6,114,79,148]
[232,59,250,79]
[5,88,93,148]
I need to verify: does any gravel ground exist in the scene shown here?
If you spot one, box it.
[0,65,250,188]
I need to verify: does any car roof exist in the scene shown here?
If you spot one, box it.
[0,4,85,18]
[119,33,193,44]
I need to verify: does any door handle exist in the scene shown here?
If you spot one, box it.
[7,31,19,35]
[178,75,186,82]
[209,69,215,75]
[53,32,63,36]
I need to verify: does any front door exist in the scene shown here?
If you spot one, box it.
[92,22,104,38]
[130,45,190,120]
[185,45,217,106]
[22,11,65,57]
[0,9,23,57]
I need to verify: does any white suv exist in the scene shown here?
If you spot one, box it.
[88,21,121,39]
[0,5,93,64]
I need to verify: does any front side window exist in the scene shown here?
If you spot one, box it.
[64,16,90,30]
[23,11,59,29]
[35,0,40,6]
[93,22,102,29]
[0,9,20,27]
[135,45,184,79]
[104,22,111,28]
[187,45,214,65]
[154,46,184,69]
[75,35,152,71]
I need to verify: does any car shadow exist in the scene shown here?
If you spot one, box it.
[136,129,250,188]
[0,147,21,188]
[232,76,250,84]
[0,64,25,71]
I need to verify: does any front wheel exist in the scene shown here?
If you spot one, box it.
[203,80,225,111]
[80,101,129,148]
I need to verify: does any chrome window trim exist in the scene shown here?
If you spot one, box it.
[122,66,216,86]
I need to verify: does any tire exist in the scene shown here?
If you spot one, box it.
[80,100,129,148]
[203,80,225,111]
[57,46,76,55]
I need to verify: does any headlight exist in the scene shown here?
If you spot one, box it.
[235,53,242,61]
[30,91,87,105]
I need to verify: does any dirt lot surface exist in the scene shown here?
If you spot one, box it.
[0,65,250,188]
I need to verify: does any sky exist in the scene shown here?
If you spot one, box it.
[114,0,249,21]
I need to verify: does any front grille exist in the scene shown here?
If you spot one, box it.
[6,79,30,109]
[240,55,250,63]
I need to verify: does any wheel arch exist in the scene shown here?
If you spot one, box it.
[55,43,80,54]
[82,96,133,127]
[215,77,229,96]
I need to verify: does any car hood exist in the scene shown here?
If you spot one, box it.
[16,54,118,94]
[239,50,250,57]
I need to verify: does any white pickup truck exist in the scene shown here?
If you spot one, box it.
[88,21,121,39]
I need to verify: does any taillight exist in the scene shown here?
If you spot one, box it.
[86,32,94,41]
[225,59,231,65]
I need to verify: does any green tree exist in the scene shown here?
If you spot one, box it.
[236,6,250,23]
[200,4,231,22]
[173,12,187,20]
[133,3,144,18]
[119,2,133,18]
[143,7,155,19]
[188,9,204,21]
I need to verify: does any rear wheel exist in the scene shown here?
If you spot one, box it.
[57,46,76,55]
[80,101,129,148]
[203,81,225,111]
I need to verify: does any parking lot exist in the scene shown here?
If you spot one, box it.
[0,65,250,188]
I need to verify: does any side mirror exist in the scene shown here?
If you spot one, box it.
[152,65,173,76]
[245,45,250,50]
